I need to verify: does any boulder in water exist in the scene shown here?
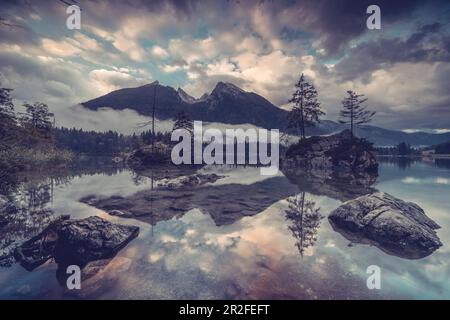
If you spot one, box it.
[329,192,442,259]
[15,216,139,270]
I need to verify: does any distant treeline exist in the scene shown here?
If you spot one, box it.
[54,127,172,155]
[376,142,420,156]
[376,141,450,156]
[1,83,174,177]
[435,141,450,154]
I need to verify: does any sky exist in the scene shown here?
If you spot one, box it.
[0,0,449,132]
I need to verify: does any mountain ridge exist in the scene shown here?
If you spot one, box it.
[81,81,450,146]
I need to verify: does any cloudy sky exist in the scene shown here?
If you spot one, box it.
[0,0,449,132]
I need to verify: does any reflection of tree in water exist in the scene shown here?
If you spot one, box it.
[285,192,324,257]
[0,177,62,267]
[379,156,450,170]
[378,156,420,170]
[435,158,450,170]
[0,158,125,267]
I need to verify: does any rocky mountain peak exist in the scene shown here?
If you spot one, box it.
[177,87,197,103]
[211,82,245,97]
[177,88,209,104]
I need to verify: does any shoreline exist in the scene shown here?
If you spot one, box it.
[376,154,450,159]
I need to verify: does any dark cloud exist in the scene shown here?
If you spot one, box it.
[280,0,428,56]
[0,49,95,105]
[334,23,450,82]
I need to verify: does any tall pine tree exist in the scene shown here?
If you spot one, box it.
[287,74,324,140]
[172,110,194,134]
[339,90,375,137]
[0,86,17,150]
[21,102,54,141]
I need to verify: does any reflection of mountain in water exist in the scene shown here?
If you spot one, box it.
[84,163,379,228]
[82,176,300,226]
[285,192,324,257]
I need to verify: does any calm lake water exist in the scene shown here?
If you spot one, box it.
[0,157,449,299]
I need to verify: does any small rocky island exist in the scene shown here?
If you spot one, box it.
[329,192,442,259]
[126,142,172,168]
[282,130,378,173]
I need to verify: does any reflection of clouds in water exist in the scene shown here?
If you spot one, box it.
[51,171,152,219]
[106,198,388,299]
[360,165,450,298]
[402,177,450,185]
[3,161,450,299]
[50,164,450,299]
[117,189,446,299]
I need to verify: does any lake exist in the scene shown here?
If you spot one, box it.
[0,157,449,299]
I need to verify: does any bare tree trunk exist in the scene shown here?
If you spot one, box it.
[300,192,305,257]
[300,82,305,139]
[350,107,354,139]
[151,86,156,153]
[350,108,353,145]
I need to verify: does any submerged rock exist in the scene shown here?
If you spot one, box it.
[14,215,70,270]
[329,192,442,259]
[1,207,58,268]
[59,256,132,298]
[15,216,139,270]
[157,173,224,189]
[282,130,378,173]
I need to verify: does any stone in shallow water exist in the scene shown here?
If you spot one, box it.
[15,216,139,269]
[328,192,442,259]
[54,216,139,265]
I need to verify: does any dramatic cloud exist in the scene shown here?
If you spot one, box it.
[0,0,449,130]
[334,23,450,82]
[88,69,148,94]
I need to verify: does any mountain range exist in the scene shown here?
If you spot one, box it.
[82,81,450,146]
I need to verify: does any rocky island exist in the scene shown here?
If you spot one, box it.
[282,130,378,173]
